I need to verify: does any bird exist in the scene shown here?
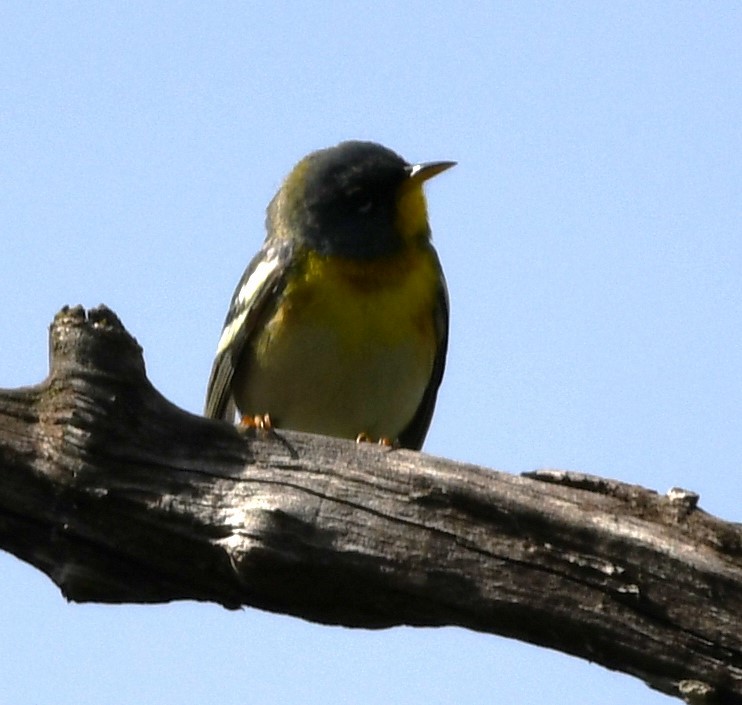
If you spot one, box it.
[204,140,454,450]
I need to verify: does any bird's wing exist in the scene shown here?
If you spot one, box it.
[397,254,450,450]
[204,241,293,421]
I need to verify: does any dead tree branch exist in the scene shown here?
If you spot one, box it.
[1,305,741,703]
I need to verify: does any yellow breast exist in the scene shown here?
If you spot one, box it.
[234,245,440,440]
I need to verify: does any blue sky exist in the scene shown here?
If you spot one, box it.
[2,3,740,704]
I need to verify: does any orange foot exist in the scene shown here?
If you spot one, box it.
[355,432,395,447]
[239,413,273,432]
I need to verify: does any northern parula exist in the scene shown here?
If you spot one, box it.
[204,141,454,449]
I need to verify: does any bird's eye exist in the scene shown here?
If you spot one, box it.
[345,186,375,215]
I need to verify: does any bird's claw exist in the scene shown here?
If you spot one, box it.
[355,432,396,448]
[239,413,273,433]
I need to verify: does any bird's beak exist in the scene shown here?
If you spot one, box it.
[407,160,457,184]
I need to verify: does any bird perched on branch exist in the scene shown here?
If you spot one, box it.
[204,140,454,450]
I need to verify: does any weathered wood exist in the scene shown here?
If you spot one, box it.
[1,305,741,703]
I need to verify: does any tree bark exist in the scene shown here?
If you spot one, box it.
[1,305,741,703]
